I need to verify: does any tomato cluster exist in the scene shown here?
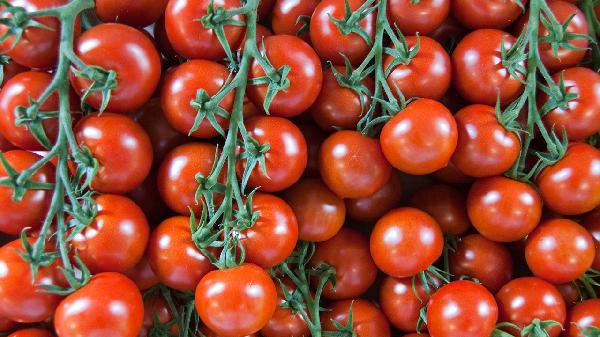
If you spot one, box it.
[0,0,599,337]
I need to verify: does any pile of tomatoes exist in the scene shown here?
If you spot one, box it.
[0,0,599,337]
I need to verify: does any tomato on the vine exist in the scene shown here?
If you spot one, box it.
[1,60,27,86]
[123,254,159,291]
[380,276,438,332]
[138,293,176,337]
[95,0,169,27]
[565,299,600,337]
[321,299,391,337]
[260,279,309,337]
[271,0,320,41]
[410,184,470,236]
[345,172,403,223]
[387,0,450,35]
[451,0,527,29]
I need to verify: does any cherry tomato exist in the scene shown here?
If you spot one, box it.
[410,184,470,236]
[346,172,403,223]
[247,35,322,117]
[322,299,391,337]
[380,276,437,332]
[555,282,581,309]
[582,207,600,271]
[370,207,443,277]
[70,23,161,113]
[452,29,524,106]
[565,299,600,337]
[452,0,526,29]
[387,0,449,35]
[271,0,320,41]
[467,176,542,242]
[260,279,309,337]
[138,293,176,337]
[7,329,53,337]
[95,0,169,27]
[320,130,391,198]
[536,143,600,215]
[195,263,277,337]
[123,254,159,291]
[380,98,457,175]
[427,280,498,337]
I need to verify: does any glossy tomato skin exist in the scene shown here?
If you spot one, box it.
[282,178,345,242]
[427,281,498,337]
[7,329,53,337]
[496,277,566,337]
[387,0,449,35]
[123,254,159,291]
[384,36,451,100]
[310,0,376,65]
[0,238,64,323]
[271,0,320,41]
[346,172,402,223]
[95,0,169,27]
[536,143,600,215]
[74,112,152,194]
[540,67,600,141]
[238,116,307,192]
[370,208,443,277]
[161,60,232,138]
[0,150,53,235]
[320,130,391,198]
[195,264,278,337]
[322,299,391,337]
[70,23,161,113]
[452,0,526,29]
[409,184,470,236]
[565,299,600,337]
[260,280,309,337]
[380,276,436,332]
[452,29,524,106]
[54,272,143,337]
[467,176,542,242]
[380,99,457,175]
[138,294,176,337]
[525,219,595,284]
[582,207,600,270]
[247,35,322,117]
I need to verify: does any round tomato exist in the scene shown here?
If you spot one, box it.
[7,329,53,337]
[321,299,391,337]
[95,0,169,27]
[565,299,600,337]
[380,276,437,332]
[409,184,470,236]
[452,0,526,29]
[582,207,600,270]
[346,172,403,223]
[555,282,581,309]
[138,293,176,337]
[123,254,159,291]
[387,0,449,35]
[271,0,320,41]
[260,279,309,337]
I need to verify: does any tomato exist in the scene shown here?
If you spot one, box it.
[147,216,215,292]
[138,294,176,337]
[161,60,232,138]
[165,0,245,60]
[409,184,470,236]
[0,315,16,332]
[123,254,159,291]
[467,176,542,242]
[95,0,169,27]
[432,161,474,185]
[74,112,152,194]
[536,143,600,215]
[297,122,326,178]
[322,299,391,337]
[346,172,403,223]
[153,15,180,62]
[451,0,526,29]
[247,35,322,117]
[271,0,320,41]
[452,29,524,106]
[0,238,63,323]
[525,218,595,284]
[320,130,391,198]
[387,0,449,35]
[195,263,277,337]
[0,133,15,152]
[380,99,457,175]
[582,207,600,270]
[7,329,53,337]
[540,67,600,141]
[70,23,161,113]
[451,104,520,177]
[260,279,309,337]
[201,326,259,337]
[237,116,307,192]
[54,272,143,337]
[555,282,580,309]
[257,0,275,19]
[565,299,600,337]
[427,281,498,337]
[384,36,451,100]
[310,65,374,131]
[370,207,443,277]
[496,277,566,337]
[282,178,345,242]
[1,60,27,86]
[380,276,437,332]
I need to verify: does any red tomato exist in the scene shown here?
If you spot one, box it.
[452,0,526,29]
[74,112,153,194]
[346,172,403,223]
[387,0,449,35]
[271,0,320,41]
[95,0,169,27]
[555,282,581,309]
[322,299,391,337]
[320,130,391,198]
[238,24,273,51]
[123,254,159,291]
[452,29,524,106]
[410,184,470,236]
[427,281,498,337]
[195,264,277,337]
[0,133,15,152]
[536,143,600,215]
[582,207,600,270]
[380,99,457,175]
[297,122,326,178]
[370,207,443,277]
[260,279,309,337]
[138,294,176,337]
[0,315,16,332]
[380,276,437,332]
[201,326,259,337]
[1,60,27,86]
[7,329,53,337]
[70,23,161,113]
[247,35,322,117]
[565,299,600,337]
[467,176,542,242]
[432,161,474,185]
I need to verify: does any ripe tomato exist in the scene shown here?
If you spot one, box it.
[201,326,259,337]
[54,272,143,337]
[452,29,524,106]
[555,282,581,309]
[271,0,320,41]
[370,207,443,277]
[410,184,470,236]
[247,35,322,117]
[467,176,542,242]
[380,276,437,332]
[237,116,307,192]
[165,0,245,60]
[161,60,233,138]
[7,329,53,337]
[74,112,152,194]
[582,207,600,270]
[297,123,326,178]
[138,294,176,337]
[496,277,566,337]
[432,160,474,185]
[123,254,159,291]
[260,279,309,337]
[540,67,600,141]
[346,172,403,223]
[380,99,457,175]
[70,23,161,113]
[282,178,345,242]
[427,281,498,337]
[320,130,391,198]
[384,37,451,100]
[147,216,215,292]
[0,150,53,235]
[536,143,600,215]
[451,104,520,177]
[1,60,27,86]
[195,263,277,337]
[387,0,449,35]
[451,0,526,29]
[95,0,169,27]
[565,299,600,337]
[322,299,391,337]
[310,0,376,65]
